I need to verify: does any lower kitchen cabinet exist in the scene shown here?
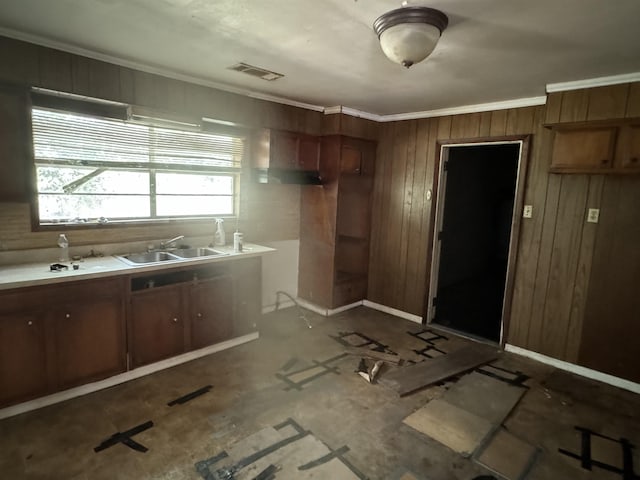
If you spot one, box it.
[130,286,185,368]
[0,256,263,408]
[0,310,49,407]
[53,297,126,389]
[190,275,234,349]
[128,264,244,367]
[0,277,127,408]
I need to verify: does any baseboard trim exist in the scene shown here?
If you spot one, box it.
[328,301,363,315]
[295,298,363,316]
[0,332,259,420]
[262,299,296,315]
[362,300,423,324]
[505,344,640,395]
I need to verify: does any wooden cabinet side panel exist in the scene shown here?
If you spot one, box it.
[0,88,31,202]
[231,258,261,336]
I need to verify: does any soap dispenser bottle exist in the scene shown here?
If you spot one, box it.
[57,234,69,262]
[214,218,225,246]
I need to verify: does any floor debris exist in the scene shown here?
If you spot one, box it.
[379,343,499,396]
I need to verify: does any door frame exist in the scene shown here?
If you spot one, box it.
[425,135,531,346]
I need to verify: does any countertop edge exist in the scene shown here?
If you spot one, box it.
[0,244,276,292]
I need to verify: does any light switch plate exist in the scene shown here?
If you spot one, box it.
[523,205,533,218]
[587,208,600,223]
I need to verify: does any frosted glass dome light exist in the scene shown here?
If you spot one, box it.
[373,6,448,68]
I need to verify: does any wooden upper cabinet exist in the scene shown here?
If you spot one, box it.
[548,119,640,174]
[618,124,640,171]
[550,127,617,172]
[252,128,320,171]
[0,87,31,202]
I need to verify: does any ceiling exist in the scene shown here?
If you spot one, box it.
[1,0,640,117]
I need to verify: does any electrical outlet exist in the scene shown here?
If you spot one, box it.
[523,205,533,218]
[587,208,600,223]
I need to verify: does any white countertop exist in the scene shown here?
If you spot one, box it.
[0,243,275,291]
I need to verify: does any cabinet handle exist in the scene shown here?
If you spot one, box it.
[172,317,178,323]
[65,313,71,319]
[197,313,203,319]
[27,320,33,326]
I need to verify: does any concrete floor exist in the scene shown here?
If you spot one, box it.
[1,306,639,480]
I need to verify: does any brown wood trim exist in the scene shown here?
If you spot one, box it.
[501,135,531,345]
[437,134,531,145]
[543,117,640,129]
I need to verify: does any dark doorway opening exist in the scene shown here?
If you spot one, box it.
[432,143,520,342]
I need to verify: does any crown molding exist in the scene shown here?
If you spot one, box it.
[15,29,640,124]
[323,105,381,121]
[377,96,548,122]
[546,72,640,93]
[0,28,326,113]
[323,106,343,115]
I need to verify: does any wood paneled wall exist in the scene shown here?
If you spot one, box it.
[368,106,540,316]
[368,83,640,378]
[0,36,369,251]
[509,84,640,379]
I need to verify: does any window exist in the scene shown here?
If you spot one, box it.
[31,103,244,225]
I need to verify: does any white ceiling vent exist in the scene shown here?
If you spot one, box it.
[228,62,284,81]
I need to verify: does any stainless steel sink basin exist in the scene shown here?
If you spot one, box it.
[115,247,228,266]
[119,251,180,265]
[171,247,227,258]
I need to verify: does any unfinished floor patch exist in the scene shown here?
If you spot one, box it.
[443,371,527,425]
[475,428,537,480]
[403,398,493,457]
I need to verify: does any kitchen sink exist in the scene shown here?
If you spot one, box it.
[115,247,228,266]
[118,251,180,265]
[171,247,226,258]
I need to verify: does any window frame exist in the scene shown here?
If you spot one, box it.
[28,92,246,231]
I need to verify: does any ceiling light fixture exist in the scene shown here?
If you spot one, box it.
[373,3,448,68]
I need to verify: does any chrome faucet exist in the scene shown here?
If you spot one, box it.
[160,235,184,249]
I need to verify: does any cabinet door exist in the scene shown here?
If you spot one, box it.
[550,127,617,172]
[0,311,48,407]
[130,287,184,367]
[190,276,233,350]
[619,125,640,171]
[0,88,31,202]
[53,297,126,389]
[270,131,299,169]
[298,134,320,170]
